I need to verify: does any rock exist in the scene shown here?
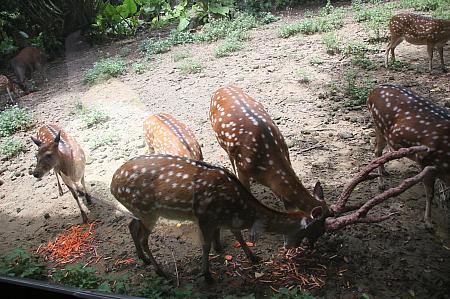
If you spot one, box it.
[1,194,5,199]
[339,132,354,139]
[0,179,3,186]
[44,213,50,219]
[14,172,21,177]
[16,208,22,213]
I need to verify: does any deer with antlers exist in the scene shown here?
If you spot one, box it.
[367,84,450,228]
[31,124,91,223]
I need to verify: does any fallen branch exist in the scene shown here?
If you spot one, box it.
[326,166,435,231]
[330,145,429,215]
[298,144,325,154]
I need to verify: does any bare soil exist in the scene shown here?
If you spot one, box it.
[1,3,449,299]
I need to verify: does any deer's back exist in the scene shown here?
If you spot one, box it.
[11,47,41,70]
[209,86,291,175]
[389,13,450,44]
[143,113,203,160]
[367,84,450,171]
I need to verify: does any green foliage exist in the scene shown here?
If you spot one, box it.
[295,69,311,84]
[137,275,197,298]
[310,57,324,66]
[322,32,341,55]
[214,38,242,57]
[179,59,203,74]
[343,70,372,107]
[272,287,321,299]
[92,0,141,37]
[0,137,25,158]
[119,47,131,57]
[352,55,379,70]
[0,106,34,137]
[196,13,259,42]
[224,294,256,299]
[89,132,118,150]
[97,273,130,295]
[0,248,46,279]
[278,2,345,38]
[73,102,109,128]
[388,60,409,71]
[172,52,190,62]
[141,38,173,55]
[342,40,376,57]
[132,60,151,74]
[83,57,126,85]
[402,0,448,12]
[52,264,102,289]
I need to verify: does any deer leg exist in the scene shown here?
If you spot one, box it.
[129,218,151,264]
[231,229,261,263]
[427,44,434,72]
[385,36,403,67]
[438,46,446,72]
[236,168,250,191]
[374,128,389,190]
[55,172,64,196]
[423,172,436,230]
[81,175,92,205]
[212,228,223,253]
[198,222,216,284]
[6,87,14,104]
[67,185,88,223]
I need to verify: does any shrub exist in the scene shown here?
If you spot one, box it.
[73,102,109,128]
[0,137,25,159]
[214,38,243,57]
[322,32,342,55]
[52,264,101,289]
[343,70,373,107]
[0,106,34,137]
[83,58,126,85]
[0,248,46,279]
[179,59,203,74]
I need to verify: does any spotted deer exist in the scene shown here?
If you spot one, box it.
[209,86,329,216]
[10,46,42,93]
[367,84,450,228]
[385,13,450,71]
[143,113,203,160]
[110,154,324,282]
[31,124,91,223]
[0,75,15,104]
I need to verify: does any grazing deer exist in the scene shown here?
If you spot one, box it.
[143,113,203,160]
[209,86,329,216]
[0,75,16,104]
[10,46,42,93]
[367,84,450,228]
[110,154,324,282]
[31,124,91,223]
[385,13,450,71]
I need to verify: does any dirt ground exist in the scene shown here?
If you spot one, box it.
[1,2,450,299]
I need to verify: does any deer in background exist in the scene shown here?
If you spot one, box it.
[10,46,42,93]
[0,75,16,104]
[143,113,203,160]
[110,154,324,283]
[209,86,329,222]
[31,124,91,223]
[385,13,450,71]
[367,84,450,229]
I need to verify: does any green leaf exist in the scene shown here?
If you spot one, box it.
[177,17,190,31]
[122,0,137,15]
[209,4,230,16]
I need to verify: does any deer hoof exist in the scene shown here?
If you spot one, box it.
[204,272,215,284]
[424,220,434,232]
[81,212,89,224]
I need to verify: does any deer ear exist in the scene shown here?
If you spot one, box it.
[31,136,42,147]
[313,181,324,201]
[54,131,61,143]
[311,206,323,219]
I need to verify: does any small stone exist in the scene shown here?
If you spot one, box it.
[16,208,22,213]
[339,132,354,139]
[1,194,5,199]
[0,179,3,186]
[44,213,50,219]
[14,172,21,177]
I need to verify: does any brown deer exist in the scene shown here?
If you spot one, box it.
[209,86,329,217]
[143,113,203,160]
[385,13,450,71]
[0,75,16,104]
[367,84,450,229]
[110,154,324,283]
[31,124,91,223]
[10,46,42,93]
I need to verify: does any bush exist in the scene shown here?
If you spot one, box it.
[52,264,102,289]
[179,59,203,74]
[0,106,34,137]
[73,101,109,128]
[214,38,243,57]
[83,58,126,85]
[137,275,197,298]
[196,13,258,42]
[0,137,25,158]
[343,70,373,107]
[322,32,341,55]
[0,248,46,279]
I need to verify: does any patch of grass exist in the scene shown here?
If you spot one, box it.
[172,52,191,62]
[322,32,342,55]
[272,287,321,299]
[278,2,345,38]
[140,38,173,55]
[214,38,243,57]
[73,101,109,128]
[89,132,118,150]
[168,29,196,45]
[224,295,256,299]
[178,59,203,74]
[352,54,380,70]
[118,47,131,57]
[402,0,448,12]
[342,40,376,57]
[258,12,280,24]
[0,137,25,158]
[295,69,311,84]
[83,57,126,85]
[0,248,46,279]
[389,60,410,71]
[343,70,373,107]
[310,57,324,66]
[137,275,197,298]
[132,59,151,74]
[52,264,102,289]
[0,106,34,137]
[197,13,259,42]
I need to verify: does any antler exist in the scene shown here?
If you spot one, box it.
[330,145,429,215]
[325,165,435,231]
